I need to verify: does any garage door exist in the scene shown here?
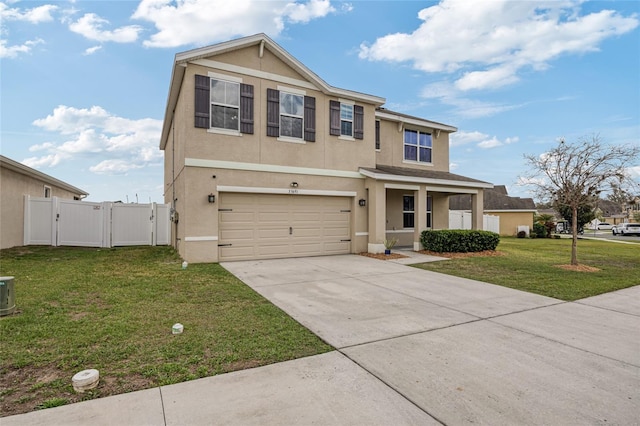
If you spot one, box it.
[219,193,351,261]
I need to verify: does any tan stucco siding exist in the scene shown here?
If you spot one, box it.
[0,167,82,249]
[175,165,368,262]
[489,211,535,236]
[376,119,451,172]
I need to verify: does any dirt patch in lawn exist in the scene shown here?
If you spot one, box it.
[555,264,601,272]
[0,364,155,418]
[359,252,409,260]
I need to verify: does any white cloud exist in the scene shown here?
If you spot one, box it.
[281,0,335,23]
[90,160,143,175]
[451,130,519,149]
[450,130,488,147]
[359,0,638,92]
[0,37,44,58]
[421,81,522,119]
[29,105,163,176]
[450,162,458,171]
[83,45,102,55]
[0,3,57,23]
[132,0,339,48]
[69,13,142,43]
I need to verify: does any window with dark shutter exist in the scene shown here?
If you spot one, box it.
[266,88,280,137]
[354,105,364,140]
[304,96,316,142]
[329,100,340,136]
[194,75,210,129]
[240,84,254,134]
[375,120,380,149]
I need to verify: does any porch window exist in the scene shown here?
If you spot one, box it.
[403,195,414,228]
[404,129,432,163]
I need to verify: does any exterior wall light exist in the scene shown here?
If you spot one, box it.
[208,194,216,203]
[290,182,298,188]
[359,199,366,207]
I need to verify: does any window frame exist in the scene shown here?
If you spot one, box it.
[44,185,51,198]
[279,90,305,140]
[403,195,415,229]
[209,77,241,133]
[340,103,354,138]
[403,129,433,164]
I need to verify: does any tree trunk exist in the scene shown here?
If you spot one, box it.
[571,205,578,265]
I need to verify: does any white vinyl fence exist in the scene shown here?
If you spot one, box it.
[24,196,170,248]
[449,211,500,234]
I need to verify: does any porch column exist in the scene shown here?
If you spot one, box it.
[414,186,427,251]
[367,179,386,254]
[471,190,484,230]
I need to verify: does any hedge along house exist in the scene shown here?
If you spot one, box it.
[160,34,493,263]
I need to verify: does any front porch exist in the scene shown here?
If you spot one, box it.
[359,165,493,254]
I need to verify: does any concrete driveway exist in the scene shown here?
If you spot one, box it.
[5,253,639,425]
[223,254,640,425]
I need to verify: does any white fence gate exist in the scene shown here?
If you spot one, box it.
[24,196,170,248]
[449,211,500,234]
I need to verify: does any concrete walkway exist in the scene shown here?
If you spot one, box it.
[4,254,639,425]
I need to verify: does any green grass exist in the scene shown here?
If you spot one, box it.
[414,237,640,301]
[0,246,332,416]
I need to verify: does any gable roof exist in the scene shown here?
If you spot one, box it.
[0,155,89,196]
[360,165,492,189]
[375,107,457,133]
[160,33,386,150]
[450,185,535,211]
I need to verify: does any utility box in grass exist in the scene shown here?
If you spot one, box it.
[0,276,16,316]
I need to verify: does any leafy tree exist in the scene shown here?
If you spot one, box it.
[521,135,640,265]
[534,213,556,237]
[555,202,596,230]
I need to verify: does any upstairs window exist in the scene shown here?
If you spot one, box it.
[266,88,316,142]
[210,79,240,131]
[340,104,353,137]
[279,92,304,139]
[330,100,363,139]
[375,120,380,150]
[194,74,253,134]
[404,129,432,163]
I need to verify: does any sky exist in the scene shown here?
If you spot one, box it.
[1,0,639,204]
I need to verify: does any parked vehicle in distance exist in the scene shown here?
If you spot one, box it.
[612,223,640,236]
[597,222,614,230]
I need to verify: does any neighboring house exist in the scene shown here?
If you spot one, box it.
[0,155,88,249]
[450,185,536,236]
[160,33,492,263]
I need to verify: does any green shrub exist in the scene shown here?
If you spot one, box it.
[532,222,547,238]
[420,229,500,253]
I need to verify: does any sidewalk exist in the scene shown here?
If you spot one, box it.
[4,254,639,425]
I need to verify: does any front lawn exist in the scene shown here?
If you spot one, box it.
[414,237,639,301]
[0,246,332,417]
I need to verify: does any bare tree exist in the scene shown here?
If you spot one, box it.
[521,134,640,265]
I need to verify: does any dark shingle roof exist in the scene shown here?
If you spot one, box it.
[360,164,492,186]
[450,186,536,210]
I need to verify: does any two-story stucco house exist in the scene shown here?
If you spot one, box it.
[160,33,492,263]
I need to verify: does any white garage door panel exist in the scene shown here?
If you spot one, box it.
[219,193,351,261]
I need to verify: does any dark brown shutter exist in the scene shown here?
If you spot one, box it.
[266,88,280,137]
[354,105,364,140]
[240,84,254,134]
[329,100,340,136]
[304,96,316,142]
[375,120,380,149]
[194,75,210,129]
